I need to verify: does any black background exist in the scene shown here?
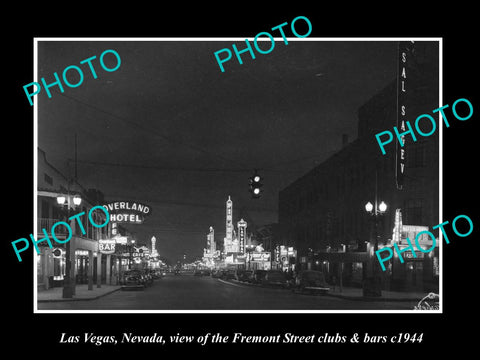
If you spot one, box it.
[5,4,477,355]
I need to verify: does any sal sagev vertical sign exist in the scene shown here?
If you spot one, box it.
[396,40,414,190]
[102,201,151,224]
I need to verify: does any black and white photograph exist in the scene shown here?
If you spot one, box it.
[33,38,440,312]
[6,7,478,355]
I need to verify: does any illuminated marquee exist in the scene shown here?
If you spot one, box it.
[102,201,151,224]
[237,219,247,254]
[99,239,116,254]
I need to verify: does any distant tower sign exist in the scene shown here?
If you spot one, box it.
[226,196,233,242]
[151,236,158,257]
[223,196,235,253]
[237,219,247,254]
[207,226,215,254]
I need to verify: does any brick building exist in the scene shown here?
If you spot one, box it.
[278,41,439,291]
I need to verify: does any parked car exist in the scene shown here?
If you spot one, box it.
[262,270,289,287]
[140,270,154,286]
[292,270,330,294]
[120,270,146,290]
[201,269,211,276]
[235,270,253,282]
[146,269,162,280]
[252,270,268,284]
[194,269,203,276]
[211,270,222,278]
[234,269,244,281]
[221,269,237,280]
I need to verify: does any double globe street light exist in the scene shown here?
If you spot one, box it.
[365,199,387,259]
[365,200,387,215]
[364,199,387,297]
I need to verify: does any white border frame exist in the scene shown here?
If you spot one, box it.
[33,37,443,314]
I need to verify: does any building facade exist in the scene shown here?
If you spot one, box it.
[278,41,439,291]
[36,148,116,291]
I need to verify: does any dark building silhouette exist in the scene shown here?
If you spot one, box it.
[278,41,439,291]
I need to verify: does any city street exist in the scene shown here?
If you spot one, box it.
[34,40,440,315]
[37,274,419,311]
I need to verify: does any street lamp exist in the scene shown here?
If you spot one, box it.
[365,200,387,216]
[57,192,82,298]
[378,201,387,213]
[365,201,373,213]
[364,198,387,297]
[56,195,66,206]
[129,239,135,270]
[365,199,388,255]
[73,194,82,206]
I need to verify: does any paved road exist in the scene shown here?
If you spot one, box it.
[38,274,417,310]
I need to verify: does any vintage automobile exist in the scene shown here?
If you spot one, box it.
[292,270,330,294]
[120,270,146,290]
[201,269,211,276]
[194,269,203,276]
[146,269,162,280]
[261,270,289,288]
[140,270,154,286]
[252,269,268,284]
[210,269,222,278]
[221,269,237,280]
[234,269,253,282]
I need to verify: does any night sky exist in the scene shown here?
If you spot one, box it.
[37,39,397,263]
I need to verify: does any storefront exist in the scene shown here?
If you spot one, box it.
[386,222,440,292]
[389,244,438,292]
[75,249,90,284]
[247,251,271,270]
[37,247,66,289]
[313,251,369,287]
[273,245,296,271]
[36,236,122,290]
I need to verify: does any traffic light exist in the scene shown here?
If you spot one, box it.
[249,170,263,198]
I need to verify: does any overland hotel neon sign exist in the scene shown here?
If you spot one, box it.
[102,201,151,224]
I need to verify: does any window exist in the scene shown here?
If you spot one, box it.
[37,254,43,284]
[405,199,423,224]
[408,143,425,168]
[44,173,53,185]
[41,198,50,219]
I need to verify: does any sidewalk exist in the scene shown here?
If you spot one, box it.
[325,286,427,302]
[37,284,122,302]
[227,278,428,302]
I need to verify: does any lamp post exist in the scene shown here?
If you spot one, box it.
[129,239,135,270]
[57,192,82,298]
[365,200,387,252]
[364,197,387,296]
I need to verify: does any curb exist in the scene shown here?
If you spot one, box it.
[37,287,122,303]
[324,293,419,302]
[221,278,421,302]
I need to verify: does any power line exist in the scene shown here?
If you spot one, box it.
[55,90,250,168]
[70,158,304,174]
[55,92,344,175]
